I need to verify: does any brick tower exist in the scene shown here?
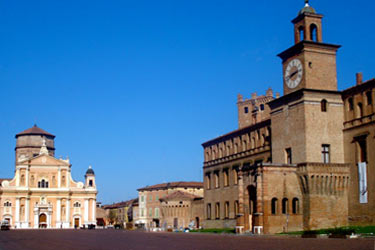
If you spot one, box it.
[278,0,341,95]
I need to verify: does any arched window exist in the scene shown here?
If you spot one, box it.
[282,198,289,214]
[366,91,372,105]
[299,26,305,41]
[348,98,354,111]
[357,102,363,118]
[215,203,220,219]
[4,201,11,207]
[244,107,249,114]
[242,139,247,151]
[260,104,265,111]
[310,24,318,42]
[206,203,211,219]
[234,200,239,217]
[38,179,49,188]
[321,99,327,112]
[292,198,299,214]
[73,202,81,208]
[271,198,278,215]
[89,180,93,187]
[224,201,229,219]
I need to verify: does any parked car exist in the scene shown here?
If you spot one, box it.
[0,220,10,231]
[88,224,96,230]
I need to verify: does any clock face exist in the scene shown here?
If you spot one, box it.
[284,59,303,89]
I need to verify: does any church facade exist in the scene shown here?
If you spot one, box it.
[0,125,97,229]
[202,2,374,234]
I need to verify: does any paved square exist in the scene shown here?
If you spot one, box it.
[0,230,374,250]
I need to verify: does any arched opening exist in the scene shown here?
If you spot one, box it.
[195,217,200,229]
[310,24,318,42]
[248,186,257,214]
[292,198,299,214]
[282,198,289,214]
[248,185,257,233]
[271,198,278,215]
[39,213,47,228]
[321,99,328,112]
[299,26,305,41]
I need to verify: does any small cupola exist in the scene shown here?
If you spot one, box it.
[292,0,323,44]
[86,165,95,176]
[298,0,316,15]
[85,165,96,188]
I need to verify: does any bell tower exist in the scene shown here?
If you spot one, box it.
[278,0,341,95]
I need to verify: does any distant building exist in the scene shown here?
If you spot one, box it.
[136,182,203,230]
[0,125,97,229]
[103,198,138,228]
[160,191,203,230]
[202,2,375,234]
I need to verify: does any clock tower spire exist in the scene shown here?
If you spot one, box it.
[278,1,341,95]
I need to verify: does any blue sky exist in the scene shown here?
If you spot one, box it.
[0,0,374,204]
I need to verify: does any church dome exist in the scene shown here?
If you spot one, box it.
[298,1,316,15]
[16,124,55,138]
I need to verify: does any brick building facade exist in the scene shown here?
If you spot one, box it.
[202,1,374,234]
[136,182,203,230]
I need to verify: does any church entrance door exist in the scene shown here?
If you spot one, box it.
[39,213,47,228]
[74,218,80,228]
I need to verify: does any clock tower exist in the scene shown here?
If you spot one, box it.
[278,0,341,95]
[269,1,345,165]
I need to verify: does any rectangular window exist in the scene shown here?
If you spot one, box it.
[141,209,144,217]
[149,195,152,202]
[244,107,249,114]
[224,202,229,219]
[215,203,220,219]
[207,204,211,220]
[358,139,367,163]
[155,195,159,201]
[286,148,292,164]
[322,144,330,163]
[149,208,152,217]
[141,195,144,202]
[223,169,229,187]
[155,208,159,218]
[214,171,220,188]
[205,173,211,190]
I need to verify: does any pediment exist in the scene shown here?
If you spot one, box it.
[18,154,70,166]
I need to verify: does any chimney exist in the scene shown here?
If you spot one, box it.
[251,92,257,99]
[356,72,363,85]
